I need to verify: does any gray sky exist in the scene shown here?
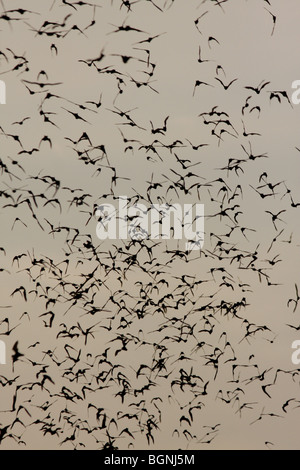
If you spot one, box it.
[0,0,300,450]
